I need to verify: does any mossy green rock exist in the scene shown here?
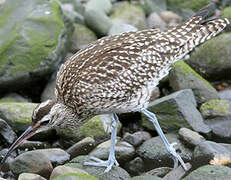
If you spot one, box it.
[0,102,37,133]
[111,2,147,30]
[222,7,231,32]
[54,172,99,180]
[187,33,231,80]
[0,0,73,93]
[169,60,219,104]
[128,175,162,180]
[182,165,231,180]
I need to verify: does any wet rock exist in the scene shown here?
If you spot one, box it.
[123,131,151,147]
[193,141,231,168]
[178,128,206,148]
[147,13,167,30]
[70,24,97,52]
[40,73,56,102]
[66,155,130,180]
[110,2,147,30]
[18,173,46,180]
[9,151,53,178]
[50,165,89,179]
[0,118,17,144]
[163,163,191,180]
[0,0,73,93]
[187,33,231,80]
[159,11,182,26]
[144,167,172,178]
[67,137,95,159]
[128,175,162,180]
[139,0,167,15]
[169,60,219,104]
[89,139,135,165]
[85,0,112,14]
[182,165,231,180]
[219,88,231,101]
[125,157,144,175]
[18,140,51,151]
[222,7,231,32]
[137,133,192,171]
[142,89,211,134]
[108,22,137,35]
[54,172,99,180]
[0,93,31,103]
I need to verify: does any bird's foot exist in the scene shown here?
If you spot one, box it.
[168,142,188,171]
[84,156,119,173]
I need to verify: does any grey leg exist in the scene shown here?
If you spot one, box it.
[84,113,119,172]
[141,109,187,170]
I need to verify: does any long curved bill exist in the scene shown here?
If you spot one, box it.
[0,126,35,165]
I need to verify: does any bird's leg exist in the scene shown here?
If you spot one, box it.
[141,109,188,170]
[84,113,119,172]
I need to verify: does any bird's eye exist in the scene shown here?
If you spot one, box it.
[40,120,49,126]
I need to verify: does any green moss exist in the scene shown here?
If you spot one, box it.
[54,172,99,180]
[200,99,230,116]
[167,0,210,11]
[222,7,231,22]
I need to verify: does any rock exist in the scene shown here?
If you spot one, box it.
[163,163,191,180]
[0,118,17,144]
[54,172,99,180]
[84,9,112,36]
[178,128,205,148]
[125,157,144,175]
[0,93,31,103]
[147,13,167,30]
[193,141,231,168]
[9,151,53,178]
[222,7,231,32]
[85,0,112,14]
[219,89,231,101]
[50,165,89,179]
[41,73,56,102]
[142,89,211,134]
[182,165,231,180]
[187,33,231,80]
[169,60,219,104]
[123,131,151,147]
[128,175,162,180]
[144,167,172,178]
[66,155,130,180]
[159,11,182,25]
[0,0,73,93]
[67,137,95,159]
[137,133,192,171]
[222,0,231,8]
[89,139,135,165]
[18,140,51,151]
[18,173,46,180]
[110,2,147,30]
[70,24,97,52]
[139,0,167,15]
[108,22,137,35]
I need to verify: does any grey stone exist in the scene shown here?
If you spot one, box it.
[0,118,17,144]
[144,167,172,178]
[182,165,231,180]
[159,11,182,26]
[85,0,112,14]
[0,93,31,103]
[139,0,167,15]
[169,61,219,104]
[123,131,151,147]
[67,137,95,159]
[0,0,73,93]
[54,172,99,180]
[178,128,206,148]
[193,141,231,168]
[89,139,135,164]
[128,175,162,180]
[137,133,192,171]
[142,89,211,134]
[9,151,53,178]
[41,73,56,102]
[85,9,112,36]
[108,21,137,35]
[18,140,51,151]
[163,163,191,180]
[219,89,231,101]
[66,155,130,180]
[125,157,144,175]
[147,13,166,30]
[18,173,46,180]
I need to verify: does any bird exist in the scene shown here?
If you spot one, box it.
[0,4,229,173]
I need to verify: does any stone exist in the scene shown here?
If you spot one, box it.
[178,128,205,148]
[85,0,112,14]
[41,73,56,102]
[0,93,31,103]
[219,89,231,101]
[169,60,219,104]
[9,151,53,178]
[108,21,137,35]
[67,137,95,159]
[54,172,99,180]
[193,141,231,168]
[84,9,112,36]
[89,139,135,165]
[222,7,231,32]
[18,173,46,180]
[159,11,182,25]
[123,131,151,147]
[50,165,89,179]
[70,24,97,52]
[144,167,172,178]
[187,33,231,80]
[137,133,192,171]
[139,0,167,15]
[0,118,17,144]
[66,155,130,180]
[110,2,147,30]
[222,0,231,8]
[147,13,166,30]
[0,0,73,93]
[163,163,191,179]
[182,165,231,180]
[142,89,211,134]
[125,157,144,175]
[18,140,51,151]
[128,175,162,180]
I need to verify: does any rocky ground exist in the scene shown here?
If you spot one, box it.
[0,0,231,179]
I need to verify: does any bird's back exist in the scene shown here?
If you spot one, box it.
[55,8,229,114]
